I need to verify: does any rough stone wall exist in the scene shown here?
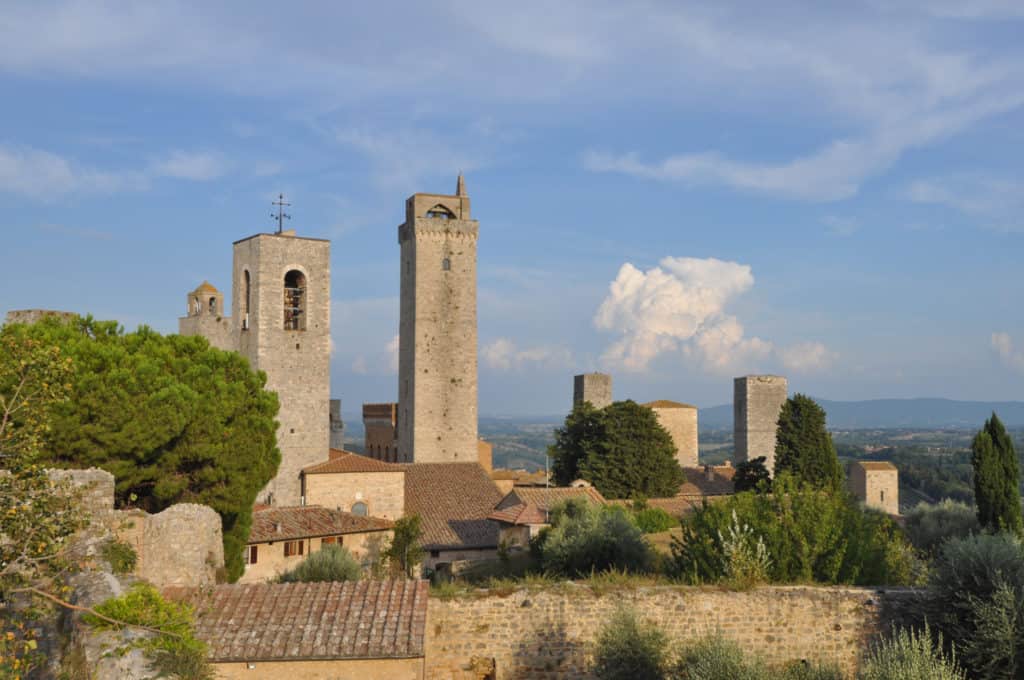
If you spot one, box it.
[573,373,612,410]
[477,439,493,472]
[3,309,77,325]
[303,470,406,520]
[364,402,400,460]
[733,375,788,473]
[848,465,899,515]
[330,399,345,450]
[651,406,698,468]
[178,313,233,351]
[398,191,478,464]
[233,233,332,505]
[425,585,892,679]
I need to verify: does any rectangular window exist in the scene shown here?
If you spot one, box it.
[322,536,341,546]
[243,545,258,565]
[284,540,305,557]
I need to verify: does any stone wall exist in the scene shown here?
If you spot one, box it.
[213,657,423,680]
[573,373,612,410]
[364,402,400,461]
[238,530,391,583]
[303,469,406,520]
[425,585,894,679]
[648,402,698,468]
[733,375,788,472]
[848,463,899,515]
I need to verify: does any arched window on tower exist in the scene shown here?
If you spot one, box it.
[242,270,251,330]
[426,204,455,220]
[442,257,451,271]
[208,297,217,314]
[284,270,306,331]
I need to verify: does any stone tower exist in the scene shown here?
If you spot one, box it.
[573,373,612,410]
[733,375,788,474]
[644,400,699,468]
[179,229,331,506]
[397,175,478,463]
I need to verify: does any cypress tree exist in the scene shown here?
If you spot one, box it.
[971,412,1022,534]
[773,394,842,490]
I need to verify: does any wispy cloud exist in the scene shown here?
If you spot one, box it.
[907,173,1024,231]
[993,332,1024,372]
[823,216,859,237]
[334,126,481,191]
[149,150,228,181]
[481,338,572,371]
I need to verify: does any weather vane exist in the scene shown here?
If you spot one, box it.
[271,193,291,234]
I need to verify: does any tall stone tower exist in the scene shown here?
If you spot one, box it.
[179,229,331,506]
[397,175,478,463]
[573,373,612,410]
[733,375,788,474]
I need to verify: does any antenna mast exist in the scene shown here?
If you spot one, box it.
[271,193,291,234]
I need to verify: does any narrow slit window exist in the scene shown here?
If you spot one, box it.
[442,257,451,271]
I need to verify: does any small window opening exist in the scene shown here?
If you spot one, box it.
[426,204,455,219]
[243,545,258,565]
[351,501,368,517]
[284,270,307,331]
[209,297,216,313]
[442,257,451,271]
[284,540,304,557]
[880,490,885,502]
[242,270,251,330]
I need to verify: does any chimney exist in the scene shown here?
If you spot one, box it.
[274,522,282,534]
[704,464,714,482]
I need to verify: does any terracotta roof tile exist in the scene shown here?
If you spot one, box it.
[489,486,607,525]
[401,463,503,550]
[165,580,428,662]
[249,505,392,544]
[303,450,404,474]
[855,461,898,471]
[609,465,736,518]
[643,400,697,409]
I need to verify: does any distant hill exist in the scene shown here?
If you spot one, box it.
[699,398,1024,430]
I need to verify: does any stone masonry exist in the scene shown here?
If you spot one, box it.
[645,400,699,467]
[330,398,345,450]
[180,229,332,506]
[573,373,612,410]
[848,461,899,515]
[734,375,788,474]
[426,585,897,679]
[398,176,478,463]
[364,402,400,461]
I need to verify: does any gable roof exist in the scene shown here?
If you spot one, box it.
[249,505,392,544]
[402,462,503,550]
[627,465,737,518]
[303,450,404,475]
[489,486,607,526]
[855,461,898,471]
[643,400,697,409]
[165,580,427,662]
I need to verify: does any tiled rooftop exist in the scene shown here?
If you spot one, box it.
[249,505,392,544]
[402,462,503,550]
[489,486,607,526]
[643,400,697,409]
[166,580,427,662]
[613,465,737,518]
[855,461,898,471]
[303,449,404,474]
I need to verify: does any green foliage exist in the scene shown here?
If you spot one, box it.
[922,533,1024,678]
[538,497,652,577]
[549,400,685,499]
[85,583,213,680]
[858,626,965,680]
[717,510,772,589]
[670,475,914,586]
[384,514,426,578]
[972,413,1022,534]
[100,538,138,575]
[593,608,669,680]
[634,507,679,534]
[774,395,842,490]
[903,500,979,556]
[278,544,362,583]
[733,456,771,493]
[18,317,280,582]
[669,633,843,680]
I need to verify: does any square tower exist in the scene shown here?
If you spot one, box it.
[573,373,613,410]
[397,175,478,463]
[733,375,788,474]
[644,400,699,468]
[848,461,899,515]
[232,231,331,505]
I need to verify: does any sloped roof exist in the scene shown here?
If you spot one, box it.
[618,465,736,518]
[402,463,503,550]
[166,580,427,662]
[249,505,392,544]
[489,486,607,526]
[303,450,404,474]
[855,461,898,471]
[191,280,220,295]
[490,468,549,486]
[643,400,697,409]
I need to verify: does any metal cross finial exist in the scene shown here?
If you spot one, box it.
[271,193,291,234]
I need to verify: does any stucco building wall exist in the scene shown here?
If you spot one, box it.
[303,470,406,520]
[238,531,391,584]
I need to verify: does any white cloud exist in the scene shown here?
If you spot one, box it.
[387,334,400,374]
[993,332,1024,372]
[351,356,368,374]
[907,174,1024,231]
[482,338,572,371]
[779,342,839,373]
[149,150,228,181]
[822,216,859,237]
[335,126,481,191]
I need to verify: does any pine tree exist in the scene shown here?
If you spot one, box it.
[971,412,1022,534]
[733,456,771,493]
[548,400,603,486]
[773,394,842,490]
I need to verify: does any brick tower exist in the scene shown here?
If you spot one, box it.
[397,175,478,463]
[733,375,788,475]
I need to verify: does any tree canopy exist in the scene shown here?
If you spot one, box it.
[971,412,1022,534]
[549,400,684,499]
[773,394,842,490]
[8,316,281,581]
[732,456,771,493]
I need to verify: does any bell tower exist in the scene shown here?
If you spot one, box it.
[397,175,479,463]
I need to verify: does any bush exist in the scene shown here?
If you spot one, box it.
[100,538,138,574]
[670,633,842,680]
[593,608,669,680]
[923,533,1024,678]
[85,583,213,680]
[540,498,652,577]
[278,544,362,583]
[858,626,965,680]
[903,500,979,556]
[635,507,679,534]
[670,474,914,586]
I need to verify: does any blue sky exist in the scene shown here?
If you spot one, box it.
[1,1,1022,416]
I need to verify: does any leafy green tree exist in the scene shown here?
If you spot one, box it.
[971,412,1022,534]
[549,400,684,499]
[903,500,979,557]
[774,394,842,490]
[278,544,362,583]
[16,316,280,582]
[384,514,426,578]
[733,456,771,493]
[538,497,652,577]
[593,607,668,680]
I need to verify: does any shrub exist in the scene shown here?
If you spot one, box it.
[718,510,772,589]
[635,507,679,534]
[383,514,425,578]
[85,583,213,680]
[540,498,652,577]
[593,608,669,680]
[903,500,979,556]
[100,538,138,574]
[278,544,362,583]
[670,633,842,680]
[858,626,965,680]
